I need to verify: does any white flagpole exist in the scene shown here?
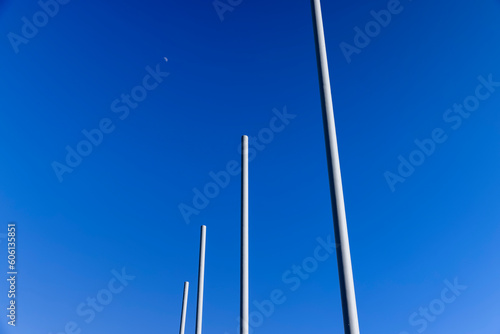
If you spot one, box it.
[195,225,206,334]
[179,281,189,334]
[310,0,360,333]
[240,135,249,334]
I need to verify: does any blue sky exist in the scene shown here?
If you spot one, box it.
[1,0,500,333]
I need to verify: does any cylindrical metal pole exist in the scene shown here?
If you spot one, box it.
[195,225,206,334]
[240,135,249,334]
[179,281,189,334]
[310,1,360,333]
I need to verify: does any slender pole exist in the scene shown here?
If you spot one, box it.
[179,281,189,334]
[240,135,249,334]
[310,1,360,333]
[195,225,206,334]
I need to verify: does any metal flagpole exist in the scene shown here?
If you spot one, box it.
[179,281,189,334]
[240,135,249,334]
[310,0,360,333]
[195,225,206,334]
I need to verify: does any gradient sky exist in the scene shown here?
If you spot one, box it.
[1,0,500,333]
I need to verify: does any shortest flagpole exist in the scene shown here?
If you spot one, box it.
[195,225,207,334]
[179,281,189,334]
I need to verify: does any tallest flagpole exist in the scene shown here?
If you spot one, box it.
[310,1,360,333]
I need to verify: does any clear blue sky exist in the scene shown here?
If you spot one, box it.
[1,0,500,333]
